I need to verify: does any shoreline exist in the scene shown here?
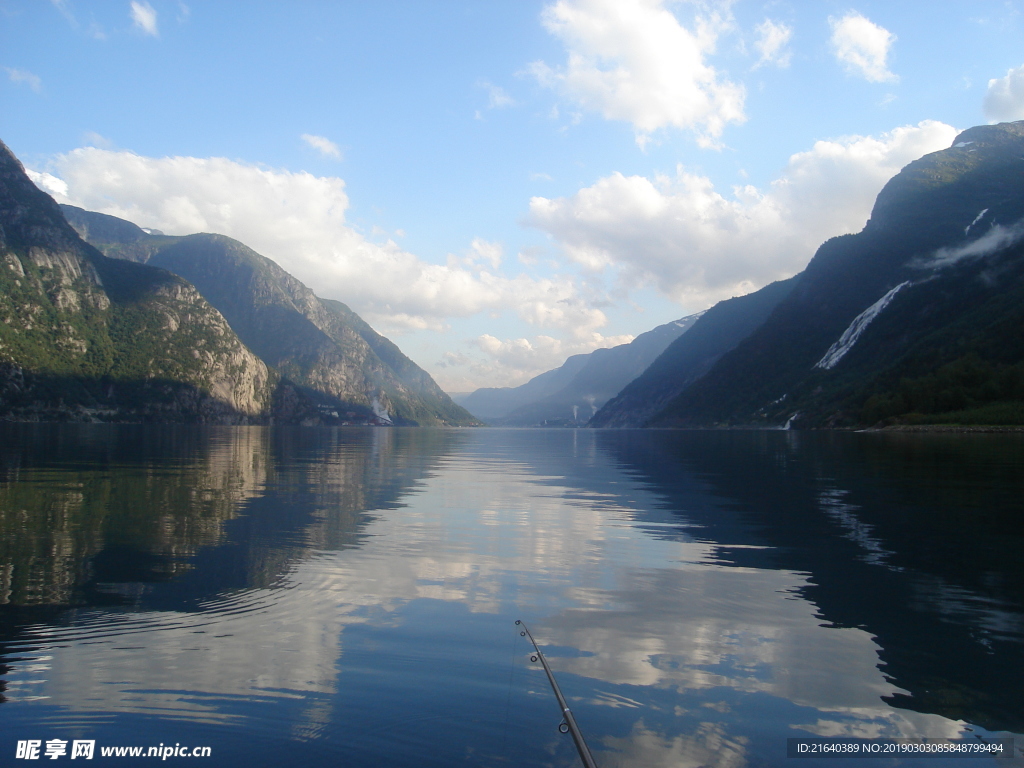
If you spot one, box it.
[865,424,1024,433]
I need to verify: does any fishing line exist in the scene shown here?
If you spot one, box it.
[500,620,520,757]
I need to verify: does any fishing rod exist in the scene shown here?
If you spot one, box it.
[516,620,598,768]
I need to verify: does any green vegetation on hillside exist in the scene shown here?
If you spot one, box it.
[0,140,275,422]
[862,356,1024,425]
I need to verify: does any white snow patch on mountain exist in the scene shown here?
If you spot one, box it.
[815,282,910,370]
[676,310,707,328]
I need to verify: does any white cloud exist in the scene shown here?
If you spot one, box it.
[469,238,503,270]
[527,120,957,309]
[477,79,515,109]
[50,0,76,26]
[300,133,343,159]
[50,0,106,39]
[752,19,792,69]
[82,131,113,148]
[529,0,745,147]
[829,13,897,83]
[33,148,607,343]
[983,64,1024,122]
[926,219,1024,269]
[25,169,69,199]
[5,67,42,92]
[130,1,158,36]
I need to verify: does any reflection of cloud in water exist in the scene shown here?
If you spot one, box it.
[543,564,901,713]
[6,430,998,749]
[795,708,965,740]
[18,580,352,719]
[601,720,747,768]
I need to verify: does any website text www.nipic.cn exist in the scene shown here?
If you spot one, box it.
[16,740,212,760]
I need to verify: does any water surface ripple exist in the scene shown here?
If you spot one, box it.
[0,425,1021,766]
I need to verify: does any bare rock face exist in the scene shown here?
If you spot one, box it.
[0,138,275,422]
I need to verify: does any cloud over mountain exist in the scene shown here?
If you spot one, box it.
[432,327,636,392]
[984,64,1024,123]
[527,121,956,310]
[32,148,607,342]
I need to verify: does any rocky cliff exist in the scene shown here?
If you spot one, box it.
[62,207,478,426]
[0,139,275,422]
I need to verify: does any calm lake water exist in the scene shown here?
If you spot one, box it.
[0,425,1021,767]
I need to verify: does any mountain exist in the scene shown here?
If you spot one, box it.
[453,354,591,423]
[649,120,1024,428]
[0,139,275,422]
[61,206,479,426]
[590,276,798,428]
[454,315,700,426]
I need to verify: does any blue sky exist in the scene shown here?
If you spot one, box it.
[3,1,1024,391]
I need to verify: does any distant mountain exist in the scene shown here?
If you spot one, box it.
[454,315,700,426]
[650,120,1024,428]
[62,206,478,426]
[0,140,275,422]
[590,276,798,428]
[453,354,591,423]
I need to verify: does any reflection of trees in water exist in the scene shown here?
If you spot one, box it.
[0,425,271,606]
[594,430,1024,734]
[267,426,463,552]
[0,425,464,608]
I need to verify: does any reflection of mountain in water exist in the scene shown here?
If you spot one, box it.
[0,425,464,611]
[593,430,1024,734]
[1,426,1019,762]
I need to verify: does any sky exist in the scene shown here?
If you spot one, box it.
[3,1,1024,393]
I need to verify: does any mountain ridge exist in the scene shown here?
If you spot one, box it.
[455,314,700,426]
[589,276,799,428]
[61,206,478,426]
[649,121,1024,428]
[0,140,276,422]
